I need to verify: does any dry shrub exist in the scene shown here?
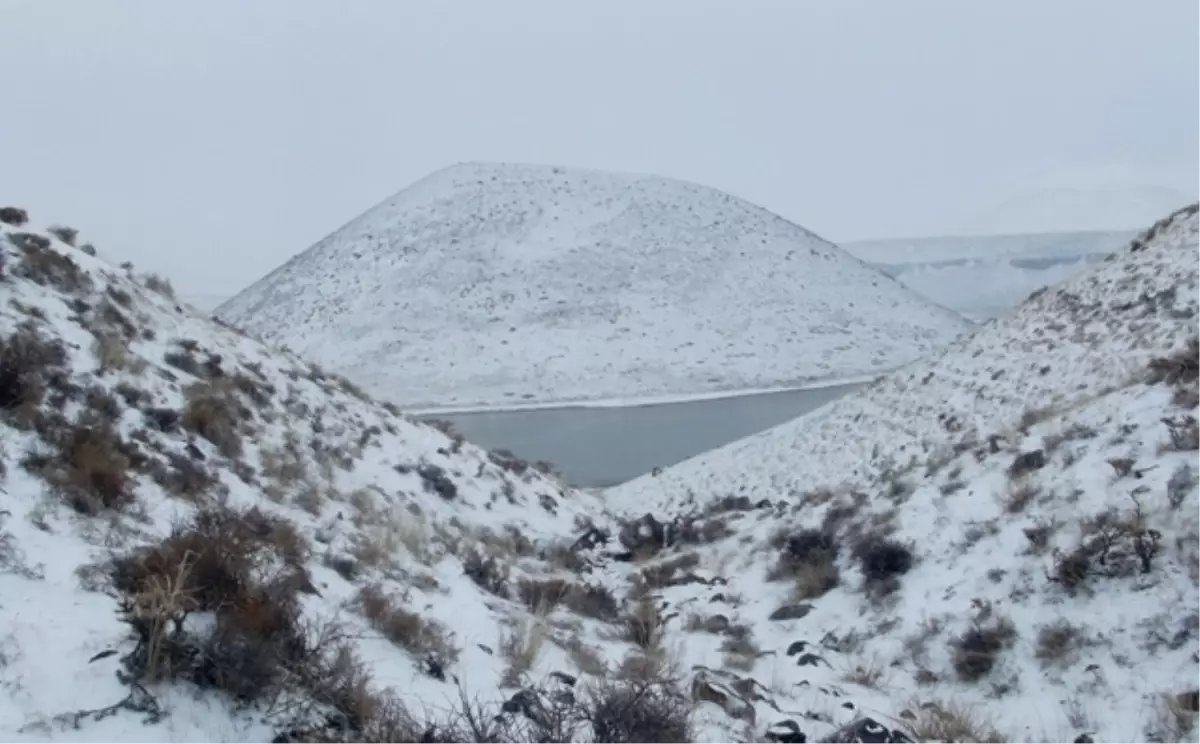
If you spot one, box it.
[354,584,458,679]
[10,232,93,293]
[950,612,1017,682]
[92,332,128,373]
[1148,338,1199,386]
[561,582,620,622]
[903,699,1006,742]
[1050,500,1160,593]
[582,676,693,743]
[623,599,664,652]
[32,415,134,514]
[462,548,509,597]
[47,225,79,246]
[143,273,175,298]
[181,380,245,458]
[1035,619,1081,667]
[0,206,28,226]
[111,506,313,701]
[1003,481,1040,513]
[854,534,914,596]
[517,576,572,613]
[1162,415,1199,452]
[768,528,841,600]
[718,625,760,672]
[498,614,547,687]
[635,552,701,590]
[0,322,70,427]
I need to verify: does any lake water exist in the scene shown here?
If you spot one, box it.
[419,383,865,489]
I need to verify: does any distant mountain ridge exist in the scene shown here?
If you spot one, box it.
[842,229,1140,320]
[216,162,970,410]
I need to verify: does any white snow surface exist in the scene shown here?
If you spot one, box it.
[215,162,970,411]
[611,204,1200,513]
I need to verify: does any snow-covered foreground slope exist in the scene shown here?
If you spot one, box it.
[215,162,970,411]
[596,204,1200,741]
[0,212,686,742]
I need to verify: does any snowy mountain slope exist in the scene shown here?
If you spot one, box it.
[0,211,714,742]
[215,162,970,411]
[582,204,1200,742]
[611,203,1200,513]
[586,362,1199,743]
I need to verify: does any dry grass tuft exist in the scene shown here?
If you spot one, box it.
[902,699,1007,742]
[354,584,459,679]
[767,527,841,600]
[181,380,246,459]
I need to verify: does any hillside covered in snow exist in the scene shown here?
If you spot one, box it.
[215,162,970,411]
[0,209,657,742]
[602,203,1200,741]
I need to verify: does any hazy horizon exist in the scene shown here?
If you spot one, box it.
[2,0,1196,297]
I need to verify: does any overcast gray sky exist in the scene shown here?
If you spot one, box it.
[2,0,1196,298]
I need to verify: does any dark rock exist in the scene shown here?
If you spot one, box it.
[619,513,667,554]
[1073,735,1094,743]
[417,464,457,500]
[690,673,755,724]
[572,525,610,552]
[822,717,913,743]
[549,671,577,687]
[765,719,807,743]
[785,640,810,656]
[770,603,814,621]
[145,407,180,432]
[1009,449,1046,475]
[794,653,828,668]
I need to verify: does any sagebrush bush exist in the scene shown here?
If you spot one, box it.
[354,584,459,679]
[47,417,134,514]
[112,506,313,698]
[10,232,92,293]
[951,615,1017,682]
[769,527,841,599]
[0,322,70,426]
[0,206,29,226]
[181,380,245,458]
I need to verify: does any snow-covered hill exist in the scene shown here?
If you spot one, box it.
[215,162,970,411]
[599,203,1200,741]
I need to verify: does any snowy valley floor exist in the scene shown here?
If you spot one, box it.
[0,204,1197,743]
